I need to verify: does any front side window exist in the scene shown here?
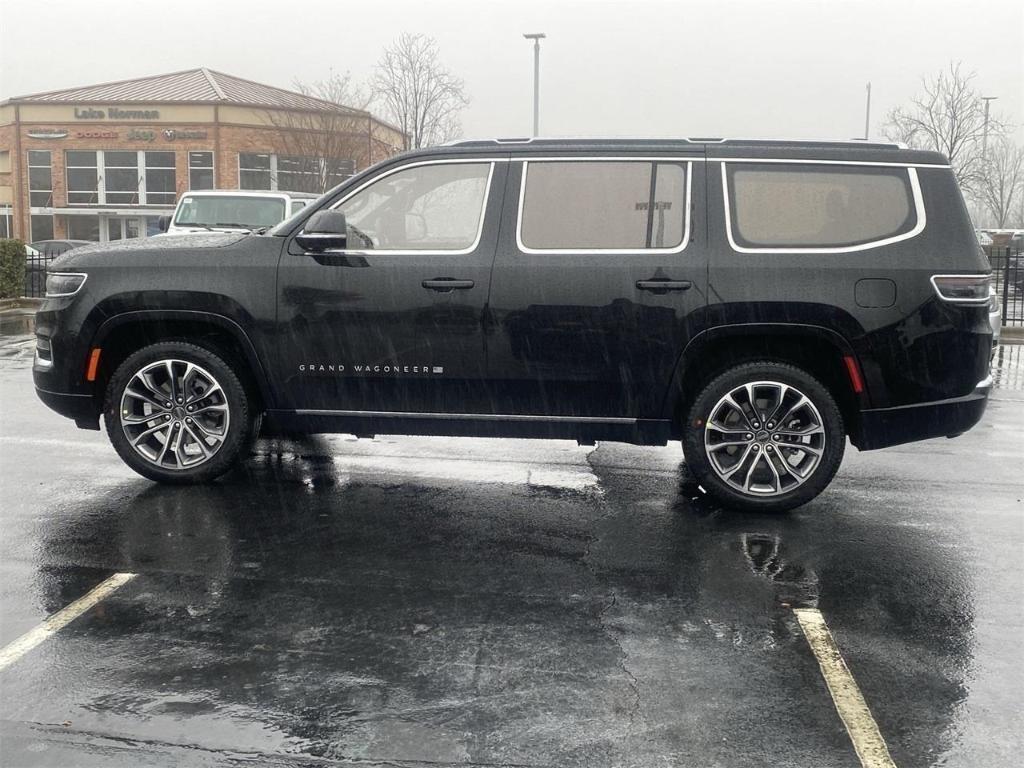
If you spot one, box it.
[28,150,52,207]
[519,161,689,251]
[725,163,919,250]
[335,162,492,252]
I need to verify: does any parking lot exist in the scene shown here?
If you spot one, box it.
[1,332,1022,768]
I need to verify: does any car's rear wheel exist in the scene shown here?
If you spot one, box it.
[104,342,256,483]
[682,362,845,513]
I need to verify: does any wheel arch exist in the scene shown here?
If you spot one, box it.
[90,310,273,412]
[662,324,869,442]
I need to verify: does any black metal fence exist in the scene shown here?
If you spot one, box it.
[987,245,1024,327]
[23,248,53,298]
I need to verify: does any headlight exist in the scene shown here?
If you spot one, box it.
[45,273,88,297]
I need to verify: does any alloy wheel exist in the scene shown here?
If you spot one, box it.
[119,359,230,470]
[703,380,826,497]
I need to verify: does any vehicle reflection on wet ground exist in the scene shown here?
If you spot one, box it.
[1,335,1022,767]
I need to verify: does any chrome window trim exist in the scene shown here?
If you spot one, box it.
[323,158,499,256]
[709,157,950,169]
[514,157,693,255]
[721,162,927,254]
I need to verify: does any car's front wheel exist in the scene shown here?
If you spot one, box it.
[682,362,845,513]
[104,342,256,483]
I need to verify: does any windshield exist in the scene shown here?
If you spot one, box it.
[174,195,287,229]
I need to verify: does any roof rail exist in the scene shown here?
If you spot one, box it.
[445,136,904,149]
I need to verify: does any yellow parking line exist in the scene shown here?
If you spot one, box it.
[794,608,897,768]
[0,572,136,672]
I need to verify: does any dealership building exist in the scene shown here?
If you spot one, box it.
[0,68,405,243]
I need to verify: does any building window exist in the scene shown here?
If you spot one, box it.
[189,152,214,190]
[239,153,272,190]
[66,151,99,204]
[66,150,178,207]
[277,155,320,192]
[30,214,54,241]
[240,152,354,193]
[104,151,140,205]
[68,217,100,241]
[0,209,11,238]
[28,150,53,207]
[145,151,177,205]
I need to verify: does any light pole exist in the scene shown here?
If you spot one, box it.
[981,95,998,159]
[523,33,546,136]
[863,82,871,140]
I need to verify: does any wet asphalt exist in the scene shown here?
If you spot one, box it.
[1,333,1022,768]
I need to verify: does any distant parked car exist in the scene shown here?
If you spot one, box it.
[25,240,92,297]
[156,190,319,236]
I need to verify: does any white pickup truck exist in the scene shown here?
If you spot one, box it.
[156,189,319,235]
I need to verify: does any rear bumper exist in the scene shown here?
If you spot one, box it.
[854,376,991,451]
[35,386,101,430]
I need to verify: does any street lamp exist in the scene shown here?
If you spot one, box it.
[981,95,998,159]
[523,33,546,136]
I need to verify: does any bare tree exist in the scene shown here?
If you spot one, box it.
[977,138,1024,228]
[882,62,1005,193]
[372,33,469,150]
[262,71,387,193]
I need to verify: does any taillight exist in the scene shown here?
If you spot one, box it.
[930,274,990,303]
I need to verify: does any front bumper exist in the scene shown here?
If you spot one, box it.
[34,386,101,430]
[854,376,991,451]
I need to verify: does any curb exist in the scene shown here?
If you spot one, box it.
[999,327,1024,343]
[0,297,43,311]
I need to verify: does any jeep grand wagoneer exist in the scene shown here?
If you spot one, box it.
[34,138,992,511]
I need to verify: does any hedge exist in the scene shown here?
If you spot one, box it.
[0,239,28,299]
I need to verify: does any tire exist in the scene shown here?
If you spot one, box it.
[682,361,845,513]
[104,341,257,484]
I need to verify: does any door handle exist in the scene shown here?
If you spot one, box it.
[636,279,692,292]
[422,278,475,292]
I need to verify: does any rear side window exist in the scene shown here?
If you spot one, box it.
[518,160,689,252]
[724,163,921,251]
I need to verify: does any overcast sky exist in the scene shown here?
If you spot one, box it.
[1,0,1021,141]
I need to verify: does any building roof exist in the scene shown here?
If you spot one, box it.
[4,67,367,115]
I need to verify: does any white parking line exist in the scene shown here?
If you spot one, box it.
[0,572,136,672]
[794,608,897,768]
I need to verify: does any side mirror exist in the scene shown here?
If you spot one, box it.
[157,215,171,232]
[296,210,347,252]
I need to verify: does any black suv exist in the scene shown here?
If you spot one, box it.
[33,139,993,512]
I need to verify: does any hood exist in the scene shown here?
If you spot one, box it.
[49,232,250,270]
